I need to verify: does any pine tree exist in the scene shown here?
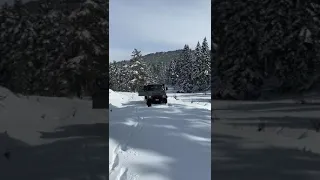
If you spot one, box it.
[158,62,167,84]
[109,61,116,90]
[128,49,153,91]
[66,0,108,96]
[168,59,178,86]
[0,0,108,97]
[176,45,193,92]
[192,41,204,91]
[213,0,320,99]
[201,37,211,91]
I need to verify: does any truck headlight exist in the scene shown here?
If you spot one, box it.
[162,95,166,98]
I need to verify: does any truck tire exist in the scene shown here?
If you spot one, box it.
[147,99,152,107]
[163,98,167,104]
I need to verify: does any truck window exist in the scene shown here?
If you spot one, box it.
[146,85,163,91]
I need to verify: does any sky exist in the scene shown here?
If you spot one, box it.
[110,0,211,61]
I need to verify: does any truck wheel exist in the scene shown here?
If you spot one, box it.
[163,98,167,104]
[147,99,152,107]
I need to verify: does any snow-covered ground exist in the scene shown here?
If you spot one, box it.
[212,99,320,180]
[4,83,318,179]
[0,86,108,180]
[109,90,211,180]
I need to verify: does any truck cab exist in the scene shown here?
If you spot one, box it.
[138,84,168,107]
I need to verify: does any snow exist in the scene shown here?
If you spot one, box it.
[109,90,211,180]
[94,45,102,55]
[78,9,91,16]
[2,83,318,179]
[48,11,59,18]
[0,86,108,180]
[212,99,320,179]
[68,55,85,64]
[84,0,99,8]
[100,20,108,26]
[68,11,77,19]
[77,29,92,40]
[68,9,90,20]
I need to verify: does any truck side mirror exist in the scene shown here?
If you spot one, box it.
[166,87,168,90]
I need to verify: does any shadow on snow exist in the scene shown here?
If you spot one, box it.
[212,133,320,180]
[0,123,108,180]
[212,98,320,179]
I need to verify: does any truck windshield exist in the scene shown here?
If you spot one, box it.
[145,85,164,91]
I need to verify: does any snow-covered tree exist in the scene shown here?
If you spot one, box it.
[212,0,320,99]
[201,37,211,90]
[0,0,108,97]
[192,41,209,91]
[168,59,178,86]
[176,45,193,92]
[128,49,153,91]
[108,40,211,93]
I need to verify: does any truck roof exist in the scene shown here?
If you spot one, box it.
[145,84,164,86]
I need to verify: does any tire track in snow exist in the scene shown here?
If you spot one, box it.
[109,147,120,173]
[121,107,144,151]
[109,140,123,176]
[117,167,128,180]
[109,106,144,177]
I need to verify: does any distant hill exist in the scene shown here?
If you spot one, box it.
[125,49,196,66]
[142,49,183,64]
[110,49,184,65]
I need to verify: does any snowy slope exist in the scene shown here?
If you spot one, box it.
[212,99,320,180]
[0,86,108,180]
[109,90,211,180]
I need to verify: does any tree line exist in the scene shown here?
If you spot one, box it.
[212,0,320,100]
[109,37,211,93]
[0,0,108,97]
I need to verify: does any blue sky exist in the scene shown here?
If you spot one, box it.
[110,0,211,61]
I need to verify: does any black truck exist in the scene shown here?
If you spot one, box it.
[138,84,168,107]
